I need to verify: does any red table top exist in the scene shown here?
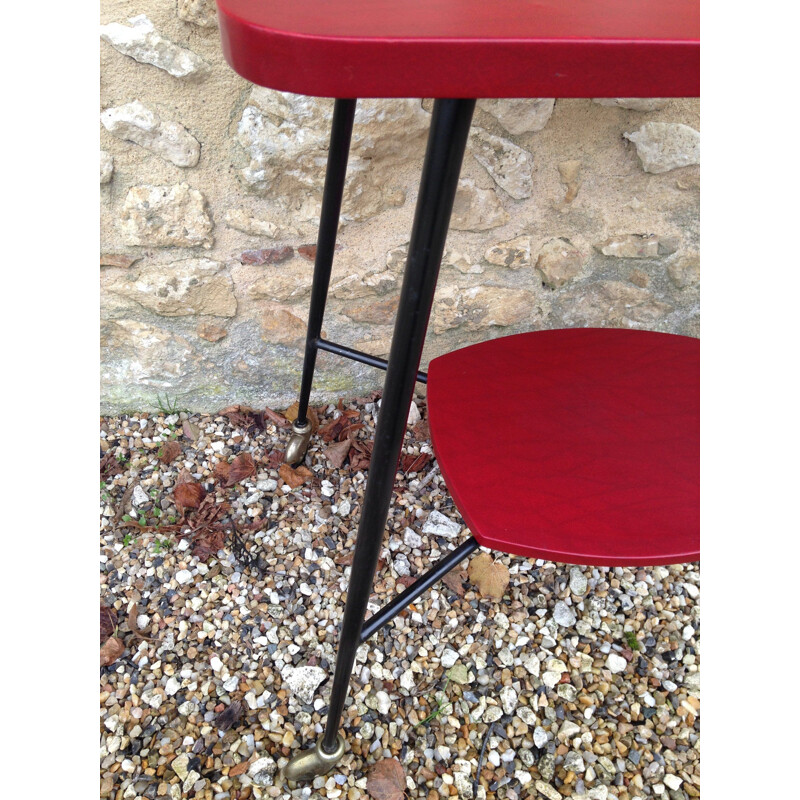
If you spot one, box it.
[217,0,699,98]
[427,329,699,567]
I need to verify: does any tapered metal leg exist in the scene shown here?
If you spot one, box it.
[286,98,357,465]
[324,98,475,753]
[284,100,475,782]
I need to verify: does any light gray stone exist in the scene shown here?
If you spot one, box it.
[535,238,586,288]
[553,601,577,627]
[535,779,562,799]
[500,686,518,715]
[100,15,210,80]
[564,752,586,773]
[171,754,190,781]
[441,648,460,668]
[534,726,548,748]
[177,0,218,27]
[569,566,588,596]
[453,772,474,799]
[478,98,555,134]
[120,183,213,248]
[101,101,200,167]
[375,690,392,714]
[422,510,462,539]
[100,150,114,184]
[236,91,427,221]
[432,285,543,335]
[561,281,672,327]
[606,653,627,674]
[403,528,423,549]
[623,122,700,174]
[223,209,278,238]
[666,253,700,288]
[175,569,193,585]
[593,98,669,112]
[282,665,327,704]
[559,721,581,740]
[108,258,235,317]
[450,179,508,231]
[470,127,533,199]
[484,235,531,269]
[595,234,660,258]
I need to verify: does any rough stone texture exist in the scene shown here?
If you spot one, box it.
[107,258,235,317]
[100,15,210,79]
[432,285,544,335]
[235,90,427,222]
[99,4,698,412]
[100,150,114,184]
[223,209,277,238]
[593,98,669,111]
[469,128,534,199]
[535,238,587,288]
[624,122,700,174]
[101,100,200,167]
[561,281,673,328]
[667,253,701,289]
[120,184,213,248]
[259,303,308,346]
[450,179,509,231]
[478,98,555,134]
[595,234,661,259]
[177,0,217,27]
[484,236,531,269]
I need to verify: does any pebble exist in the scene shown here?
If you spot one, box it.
[98,403,700,800]
[606,653,628,674]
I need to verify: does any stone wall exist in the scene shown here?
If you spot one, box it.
[100,1,700,413]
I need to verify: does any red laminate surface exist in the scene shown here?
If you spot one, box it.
[427,329,699,566]
[217,0,698,98]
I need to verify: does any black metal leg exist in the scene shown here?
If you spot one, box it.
[322,98,476,751]
[282,97,476,784]
[286,98,357,465]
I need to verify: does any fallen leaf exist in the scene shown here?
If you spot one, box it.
[226,453,256,487]
[228,757,251,777]
[174,480,207,511]
[262,449,285,469]
[158,441,182,465]
[411,419,430,441]
[279,463,313,489]
[402,452,430,473]
[182,420,201,441]
[324,438,353,469]
[215,700,243,732]
[297,244,317,261]
[441,570,467,597]
[397,576,416,589]
[192,528,227,562]
[262,406,290,428]
[367,758,406,800]
[468,552,510,599]
[100,451,123,479]
[214,461,231,484]
[100,604,117,643]
[100,636,125,667]
[283,402,319,432]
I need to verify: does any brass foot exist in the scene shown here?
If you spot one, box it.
[285,420,312,465]
[281,735,346,783]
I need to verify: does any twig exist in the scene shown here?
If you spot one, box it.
[416,463,440,491]
[473,721,496,796]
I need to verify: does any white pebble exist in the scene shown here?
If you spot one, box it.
[175,569,193,585]
[606,653,627,674]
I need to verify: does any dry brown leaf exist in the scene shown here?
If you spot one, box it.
[262,406,290,428]
[215,700,243,732]
[226,452,256,486]
[158,440,182,465]
[182,420,201,441]
[441,569,467,597]
[468,552,510,599]
[100,636,125,667]
[367,758,406,800]
[283,402,319,432]
[214,461,231,484]
[174,480,207,511]
[100,604,117,643]
[324,438,352,469]
[100,451,123,479]
[278,463,313,489]
[228,757,251,777]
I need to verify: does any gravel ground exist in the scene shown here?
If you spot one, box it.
[99,394,700,800]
